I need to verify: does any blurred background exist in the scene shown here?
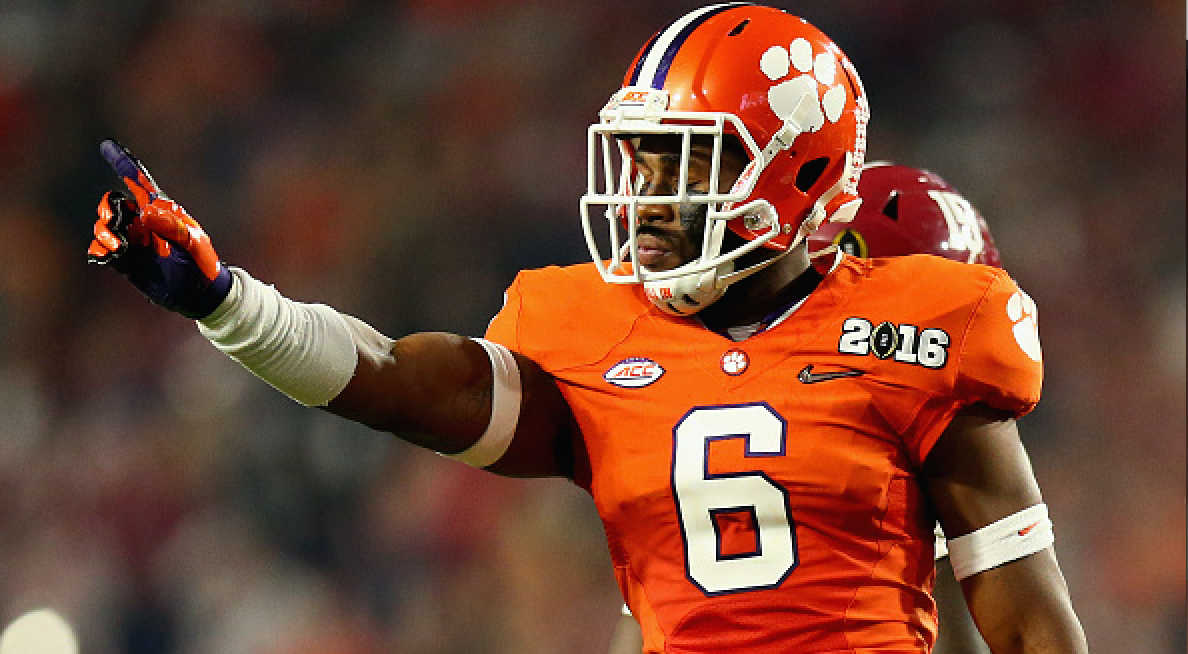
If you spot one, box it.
[0,1,1182,652]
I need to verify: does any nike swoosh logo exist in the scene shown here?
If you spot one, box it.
[1017,521,1041,537]
[797,365,866,384]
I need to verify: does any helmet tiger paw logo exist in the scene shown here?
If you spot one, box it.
[1007,290,1042,362]
[760,38,849,137]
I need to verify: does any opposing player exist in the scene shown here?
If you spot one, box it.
[809,162,1000,266]
[88,5,1086,652]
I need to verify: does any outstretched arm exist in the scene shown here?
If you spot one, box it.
[923,405,1087,654]
[89,140,575,478]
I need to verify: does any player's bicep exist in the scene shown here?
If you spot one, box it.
[327,331,496,454]
[922,403,1043,538]
[482,351,579,478]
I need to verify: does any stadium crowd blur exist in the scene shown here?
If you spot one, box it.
[0,1,1181,652]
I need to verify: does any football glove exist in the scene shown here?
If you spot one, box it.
[88,139,232,319]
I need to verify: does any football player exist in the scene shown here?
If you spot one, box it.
[609,161,1003,653]
[88,5,1085,652]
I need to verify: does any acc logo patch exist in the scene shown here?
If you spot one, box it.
[604,357,665,388]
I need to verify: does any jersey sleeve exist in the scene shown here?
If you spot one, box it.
[902,269,1044,467]
[953,272,1043,417]
[484,272,526,351]
[484,263,648,370]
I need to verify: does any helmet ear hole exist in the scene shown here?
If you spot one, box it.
[882,192,901,220]
[795,157,829,192]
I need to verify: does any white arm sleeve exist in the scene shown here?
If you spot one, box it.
[198,267,393,407]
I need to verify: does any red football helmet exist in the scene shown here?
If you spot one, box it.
[580,4,870,315]
[809,162,1002,267]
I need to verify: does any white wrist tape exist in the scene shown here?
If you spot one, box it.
[946,503,1053,581]
[198,268,393,407]
[443,338,522,467]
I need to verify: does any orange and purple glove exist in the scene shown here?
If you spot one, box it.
[88,139,232,319]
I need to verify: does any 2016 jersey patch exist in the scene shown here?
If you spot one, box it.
[838,317,950,369]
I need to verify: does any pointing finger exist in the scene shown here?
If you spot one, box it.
[99,139,170,209]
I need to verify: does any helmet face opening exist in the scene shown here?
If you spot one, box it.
[579,5,869,314]
[581,94,779,286]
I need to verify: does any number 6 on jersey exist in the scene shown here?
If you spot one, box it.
[673,403,798,595]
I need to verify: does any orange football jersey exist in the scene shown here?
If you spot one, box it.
[484,253,1042,653]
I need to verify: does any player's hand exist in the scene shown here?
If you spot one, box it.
[88,139,232,319]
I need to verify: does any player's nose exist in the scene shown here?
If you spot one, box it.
[635,200,674,227]
[635,175,678,226]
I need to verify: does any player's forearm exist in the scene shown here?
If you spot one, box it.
[979,609,1087,654]
[963,550,1088,654]
[194,265,380,403]
[198,268,368,406]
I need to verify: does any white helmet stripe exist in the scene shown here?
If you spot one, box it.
[629,3,748,89]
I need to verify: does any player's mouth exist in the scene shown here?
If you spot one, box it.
[636,232,680,271]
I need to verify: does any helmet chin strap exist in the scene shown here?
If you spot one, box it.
[644,238,794,317]
[643,262,732,316]
[643,243,801,317]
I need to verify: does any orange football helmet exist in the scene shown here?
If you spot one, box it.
[581,3,869,315]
